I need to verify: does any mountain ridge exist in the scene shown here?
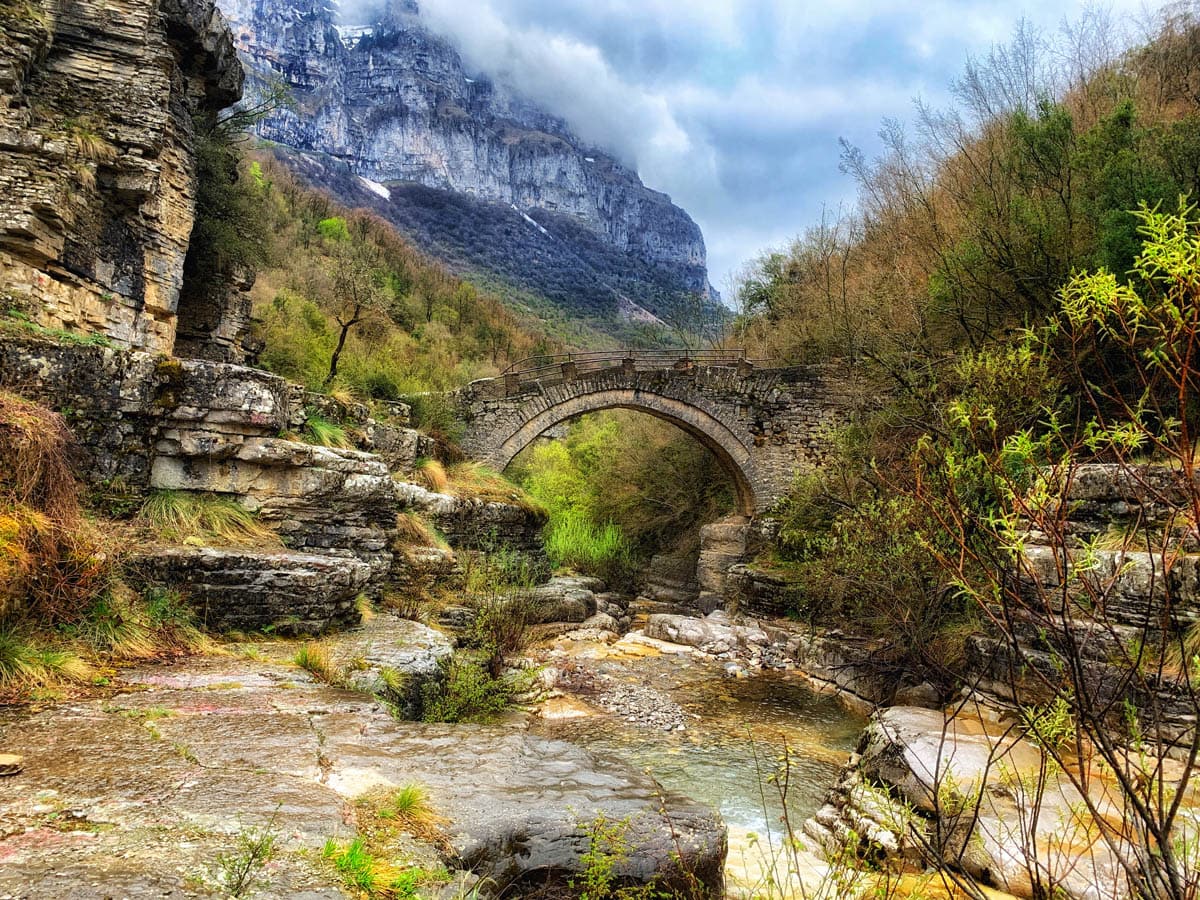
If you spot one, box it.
[219,0,722,339]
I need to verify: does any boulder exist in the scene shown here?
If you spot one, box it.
[130,546,372,635]
[808,707,1141,900]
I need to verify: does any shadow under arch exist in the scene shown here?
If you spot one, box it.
[486,388,758,517]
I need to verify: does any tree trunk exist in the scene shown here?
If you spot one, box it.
[325,307,361,387]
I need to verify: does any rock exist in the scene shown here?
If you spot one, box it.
[130,546,372,635]
[0,0,247,357]
[0,753,22,776]
[645,614,769,657]
[695,518,750,598]
[641,554,700,604]
[809,707,1141,900]
[725,563,800,618]
[0,651,726,896]
[582,612,619,632]
[331,615,453,715]
[391,546,461,595]
[437,605,476,630]
[560,628,620,645]
[224,0,717,326]
[530,577,598,624]
[892,682,941,708]
[395,480,548,567]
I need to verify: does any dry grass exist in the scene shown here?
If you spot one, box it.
[138,491,280,548]
[445,461,546,515]
[0,627,92,690]
[0,392,81,524]
[415,458,449,493]
[393,512,442,549]
[293,642,344,686]
[356,782,452,853]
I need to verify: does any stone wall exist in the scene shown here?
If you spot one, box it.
[0,0,246,356]
[456,363,859,514]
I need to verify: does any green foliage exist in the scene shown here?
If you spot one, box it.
[184,102,274,307]
[317,216,350,242]
[418,655,514,723]
[0,626,91,689]
[514,411,734,582]
[247,153,559,407]
[322,834,444,899]
[292,642,344,687]
[215,816,279,897]
[303,410,353,449]
[544,511,635,586]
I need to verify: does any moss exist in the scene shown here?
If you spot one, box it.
[152,356,186,409]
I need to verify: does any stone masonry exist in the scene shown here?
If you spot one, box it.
[456,363,858,514]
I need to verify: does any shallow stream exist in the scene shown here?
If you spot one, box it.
[538,670,865,838]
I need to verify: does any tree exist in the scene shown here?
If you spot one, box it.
[322,245,388,388]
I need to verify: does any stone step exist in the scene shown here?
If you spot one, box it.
[131,546,373,635]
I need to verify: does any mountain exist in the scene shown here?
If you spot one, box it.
[217,0,723,341]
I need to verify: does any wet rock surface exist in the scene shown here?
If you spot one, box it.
[0,616,726,898]
[805,707,1144,900]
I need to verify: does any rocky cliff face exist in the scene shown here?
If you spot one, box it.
[220,0,718,328]
[0,0,245,355]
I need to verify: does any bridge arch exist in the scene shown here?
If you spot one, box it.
[456,358,853,515]
[485,387,758,516]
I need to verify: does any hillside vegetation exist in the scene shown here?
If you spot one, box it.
[730,7,1200,675]
[244,153,562,404]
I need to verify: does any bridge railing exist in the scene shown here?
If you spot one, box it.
[495,349,769,393]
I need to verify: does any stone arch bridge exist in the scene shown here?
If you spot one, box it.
[455,350,857,515]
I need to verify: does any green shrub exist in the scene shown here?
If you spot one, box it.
[317,216,350,242]
[544,511,636,587]
[419,655,513,723]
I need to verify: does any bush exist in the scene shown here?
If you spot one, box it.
[544,511,636,588]
[418,655,513,723]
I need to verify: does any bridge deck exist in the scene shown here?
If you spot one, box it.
[498,349,772,393]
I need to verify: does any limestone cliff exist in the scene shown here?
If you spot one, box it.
[220,0,720,329]
[0,0,245,354]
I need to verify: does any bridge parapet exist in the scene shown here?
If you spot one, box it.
[456,359,859,515]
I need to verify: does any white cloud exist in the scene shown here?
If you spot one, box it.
[412,0,1174,291]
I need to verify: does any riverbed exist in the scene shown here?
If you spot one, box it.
[532,635,867,894]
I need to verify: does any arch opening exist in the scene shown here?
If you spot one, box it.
[486,388,758,517]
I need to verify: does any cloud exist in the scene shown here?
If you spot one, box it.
[403,0,1164,294]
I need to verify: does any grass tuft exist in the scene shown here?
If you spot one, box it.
[393,512,442,549]
[138,491,279,548]
[414,458,449,493]
[304,411,354,449]
[293,642,344,686]
[0,626,92,689]
[445,462,546,515]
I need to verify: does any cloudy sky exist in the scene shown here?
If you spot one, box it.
[410,0,1161,296]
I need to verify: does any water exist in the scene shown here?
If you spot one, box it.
[538,671,865,836]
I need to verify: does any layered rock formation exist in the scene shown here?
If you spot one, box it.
[219,0,719,328]
[0,0,246,354]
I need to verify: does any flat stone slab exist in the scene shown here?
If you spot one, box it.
[0,635,725,897]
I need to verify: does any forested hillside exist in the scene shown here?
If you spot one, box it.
[241,153,561,406]
[731,6,1200,678]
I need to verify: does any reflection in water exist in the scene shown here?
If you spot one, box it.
[540,673,865,836]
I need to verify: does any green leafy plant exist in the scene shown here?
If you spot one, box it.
[215,814,279,897]
[418,655,514,723]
